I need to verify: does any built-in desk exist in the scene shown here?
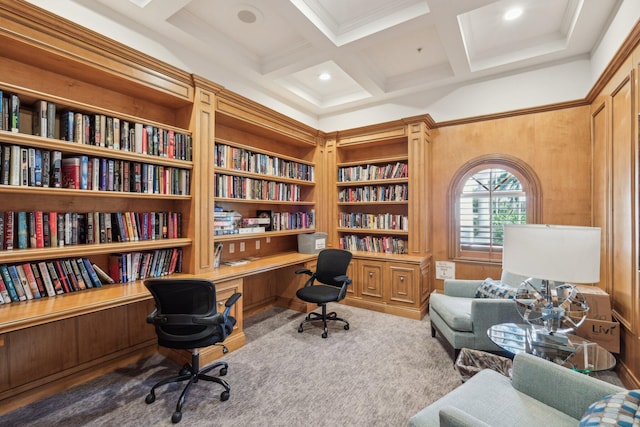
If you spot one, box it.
[0,251,318,415]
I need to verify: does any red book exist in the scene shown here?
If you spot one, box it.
[54,260,71,293]
[49,211,58,248]
[34,211,44,248]
[21,263,42,298]
[29,262,47,296]
[61,157,80,189]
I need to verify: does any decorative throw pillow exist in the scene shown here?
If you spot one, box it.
[474,278,517,299]
[579,390,640,427]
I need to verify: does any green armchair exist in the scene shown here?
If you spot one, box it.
[429,271,536,358]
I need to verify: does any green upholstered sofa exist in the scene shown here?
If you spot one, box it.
[408,352,625,427]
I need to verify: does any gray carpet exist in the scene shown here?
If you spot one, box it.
[0,305,624,426]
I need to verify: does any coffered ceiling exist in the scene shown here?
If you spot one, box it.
[28,0,624,127]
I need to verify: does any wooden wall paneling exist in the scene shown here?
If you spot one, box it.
[611,73,635,331]
[407,120,431,255]
[243,273,278,316]
[322,133,338,249]
[190,77,221,274]
[0,334,7,392]
[591,101,612,293]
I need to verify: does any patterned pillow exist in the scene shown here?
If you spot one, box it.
[474,278,517,299]
[579,390,640,427]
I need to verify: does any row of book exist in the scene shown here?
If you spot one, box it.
[214,173,302,201]
[214,143,314,182]
[0,258,110,303]
[0,211,182,250]
[0,91,193,161]
[338,235,408,254]
[213,209,315,235]
[338,184,408,203]
[0,143,191,195]
[338,161,408,182]
[108,248,182,283]
[338,212,408,231]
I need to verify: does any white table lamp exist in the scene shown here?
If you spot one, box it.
[502,224,601,335]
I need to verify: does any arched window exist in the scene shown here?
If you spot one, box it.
[449,155,541,263]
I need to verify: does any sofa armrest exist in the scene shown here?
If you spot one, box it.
[511,352,625,420]
[444,279,484,298]
[439,406,491,427]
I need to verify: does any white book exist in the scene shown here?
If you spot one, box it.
[37,261,56,297]
[134,123,143,153]
[9,145,21,185]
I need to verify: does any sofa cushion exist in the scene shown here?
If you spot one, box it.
[475,279,517,299]
[579,390,640,427]
[429,293,473,332]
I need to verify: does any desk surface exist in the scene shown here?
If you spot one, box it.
[0,252,317,334]
[488,322,616,373]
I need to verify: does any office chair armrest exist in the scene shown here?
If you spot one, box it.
[295,268,312,276]
[146,308,158,324]
[334,274,352,284]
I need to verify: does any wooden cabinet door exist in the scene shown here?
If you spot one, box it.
[359,260,384,301]
[388,263,418,307]
[216,279,243,334]
[345,261,358,297]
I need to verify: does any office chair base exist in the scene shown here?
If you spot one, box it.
[297,305,349,338]
[146,353,230,423]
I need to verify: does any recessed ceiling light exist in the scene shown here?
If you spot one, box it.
[503,7,523,21]
[318,72,331,81]
[237,10,257,23]
[129,0,152,8]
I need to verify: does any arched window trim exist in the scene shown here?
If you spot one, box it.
[448,154,542,263]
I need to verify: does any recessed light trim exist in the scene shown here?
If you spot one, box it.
[129,0,152,8]
[504,7,523,21]
[237,10,257,24]
[318,72,331,81]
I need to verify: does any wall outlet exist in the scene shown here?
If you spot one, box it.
[229,243,235,253]
[255,240,260,250]
[240,242,245,252]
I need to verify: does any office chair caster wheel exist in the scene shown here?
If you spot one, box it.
[220,390,230,401]
[179,364,190,376]
[145,392,155,404]
[171,411,182,423]
[344,325,350,330]
[219,367,228,376]
[322,331,328,338]
[298,326,303,333]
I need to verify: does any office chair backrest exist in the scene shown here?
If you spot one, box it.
[314,249,353,287]
[145,278,228,349]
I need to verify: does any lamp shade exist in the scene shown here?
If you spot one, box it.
[502,224,601,284]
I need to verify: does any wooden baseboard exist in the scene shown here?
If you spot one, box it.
[343,297,426,320]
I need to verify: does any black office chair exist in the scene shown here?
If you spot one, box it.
[144,278,241,424]
[295,249,353,338]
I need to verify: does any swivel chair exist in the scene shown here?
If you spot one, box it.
[295,249,352,338]
[144,278,241,423]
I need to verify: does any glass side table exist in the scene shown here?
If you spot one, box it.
[487,323,616,374]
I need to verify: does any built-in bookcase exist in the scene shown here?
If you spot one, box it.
[212,110,317,258]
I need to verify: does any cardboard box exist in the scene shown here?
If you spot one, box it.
[575,285,612,321]
[575,318,620,353]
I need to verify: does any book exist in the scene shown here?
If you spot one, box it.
[75,258,94,289]
[37,261,56,297]
[1,144,10,185]
[29,262,47,296]
[46,102,56,138]
[41,149,50,187]
[60,111,74,142]
[79,155,88,190]
[33,100,47,137]
[0,273,10,303]
[54,260,71,293]
[0,264,20,302]
[17,211,28,249]
[20,263,41,299]
[82,258,102,288]
[92,263,115,284]
[68,259,87,290]
[7,264,28,300]
[9,145,20,186]
[4,211,14,250]
[61,157,81,189]
[10,94,20,132]
[63,260,79,291]
[51,150,62,187]
[46,261,63,294]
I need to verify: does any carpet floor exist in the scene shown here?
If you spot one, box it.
[0,304,624,426]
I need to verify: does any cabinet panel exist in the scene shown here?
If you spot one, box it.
[388,263,418,306]
[7,318,77,388]
[77,306,130,364]
[359,260,384,300]
[127,299,156,346]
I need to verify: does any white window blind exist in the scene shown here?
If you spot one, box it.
[459,168,527,254]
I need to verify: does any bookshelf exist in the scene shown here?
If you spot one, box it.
[0,0,213,414]
[328,120,433,319]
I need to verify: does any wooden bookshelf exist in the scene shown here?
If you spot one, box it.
[326,120,433,319]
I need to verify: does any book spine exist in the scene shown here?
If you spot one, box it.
[82,258,102,288]
[7,264,27,300]
[53,260,70,293]
[29,262,47,297]
[69,259,87,290]
[10,94,20,132]
[17,211,27,249]
[0,264,20,302]
[46,261,63,294]
[92,263,115,285]
[76,258,93,289]
[21,263,41,299]
[37,261,56,297]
